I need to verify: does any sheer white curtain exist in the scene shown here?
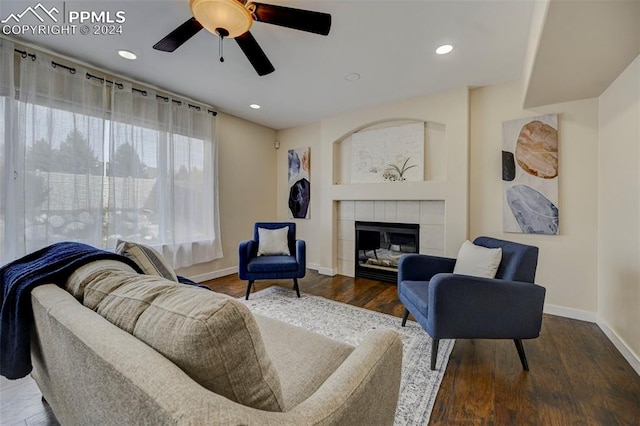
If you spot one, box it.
[0,39,14,263]
[0,39,222,267]
[107,83,222,268]
[1,38,107,261]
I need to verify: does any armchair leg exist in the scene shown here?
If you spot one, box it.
[401,308,410,327]
[245,280,254,300]
[514,339,529,371]
[293,278,300,298]
[431,339,439,370]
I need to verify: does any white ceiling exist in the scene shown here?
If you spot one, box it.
[3,0,637,130]
[524,0,640,108]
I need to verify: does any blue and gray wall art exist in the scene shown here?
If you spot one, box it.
[288,147,311,219]
[502,115,559,235]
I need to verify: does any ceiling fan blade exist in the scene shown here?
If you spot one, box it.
[251,2,331,36]
[235,32,275,76]
[153,18,203,52]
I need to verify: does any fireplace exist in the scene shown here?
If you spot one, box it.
[354,221,419,283]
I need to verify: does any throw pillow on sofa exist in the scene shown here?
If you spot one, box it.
[115,240,178,282]
[83,272,285,412]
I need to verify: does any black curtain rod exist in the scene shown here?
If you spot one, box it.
[14,48,217,117]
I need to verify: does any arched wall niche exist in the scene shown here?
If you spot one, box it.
[332,118,446,185]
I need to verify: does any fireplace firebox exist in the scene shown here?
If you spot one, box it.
[354,221,419,283]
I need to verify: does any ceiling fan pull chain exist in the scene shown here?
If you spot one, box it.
[219,35,225,63]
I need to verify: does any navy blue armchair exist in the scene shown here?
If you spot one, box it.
[239,222,306,300]
[398,236,546,371]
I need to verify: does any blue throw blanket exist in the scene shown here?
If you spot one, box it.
[0,242,145,379]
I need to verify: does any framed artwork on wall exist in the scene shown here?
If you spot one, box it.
[350,122,424,183]
[502,114,559,235]
[288,147,310,219]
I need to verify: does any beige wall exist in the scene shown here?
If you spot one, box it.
[177,112,277,279]
[179,60,638,368]
[276,122,322,267]
[597,55,640,361]
[470,80,599,316]
[320,88,469,272]
[276,88,470,272]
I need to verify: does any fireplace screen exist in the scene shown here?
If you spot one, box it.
[354,221,419,283]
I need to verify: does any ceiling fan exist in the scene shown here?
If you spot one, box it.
[153,0,332,76]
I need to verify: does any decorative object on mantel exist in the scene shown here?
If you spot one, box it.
[351,122,424,183]
[502,114,559,235]
[288,147,310,219]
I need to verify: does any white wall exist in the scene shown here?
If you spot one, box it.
[276,122,322,268]
[177,112,277,279]
[321,88,470,272]
[469,80,599,318]
[277,88,469,274]
[597,56,640,363]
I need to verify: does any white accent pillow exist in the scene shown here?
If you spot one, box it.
[453,240,502,278]
[257,227,291,256]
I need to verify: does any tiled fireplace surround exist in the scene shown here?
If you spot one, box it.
[336,200,445,277]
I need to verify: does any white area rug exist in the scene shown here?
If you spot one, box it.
[240,286,454,426]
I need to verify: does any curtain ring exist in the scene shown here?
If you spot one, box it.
[69,68,76,75]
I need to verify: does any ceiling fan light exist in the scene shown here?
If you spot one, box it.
[190,0,253,39]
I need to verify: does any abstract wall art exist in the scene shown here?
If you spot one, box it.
[288,147,310,219]
[502,114,559,235]
[351,122,424,183]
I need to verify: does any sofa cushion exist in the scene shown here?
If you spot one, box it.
[83,272,180,332]
[84,274,285,412]
[115,240,179,282]
[65,259,137,302]
[254,314,354,410]
[399,280,430,315]
[247,255,299,273]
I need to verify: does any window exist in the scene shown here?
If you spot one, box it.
[0,40,222,268]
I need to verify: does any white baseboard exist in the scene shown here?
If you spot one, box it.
[187,266,237,283]
[544,304,640,376]
[596,318,640,376]
[543,303,597,323]
[189,263,323,283]
[317,266,338,276]
[307,263,321,271]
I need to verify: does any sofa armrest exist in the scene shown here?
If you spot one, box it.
[295,240,306,277]
[398,254,456,283]
[288,329,402,426]
[238,240,257,278]
[428,273,546,339]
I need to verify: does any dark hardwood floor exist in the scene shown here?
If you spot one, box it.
[209,271,640,425]
[2,270,640,425]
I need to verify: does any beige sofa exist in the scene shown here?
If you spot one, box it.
[29,260,403,425]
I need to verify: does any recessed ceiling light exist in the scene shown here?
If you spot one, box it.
[117,49,137,60]
[250,104,261,109]
[435,44,453,55]
[344,72,361,81]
